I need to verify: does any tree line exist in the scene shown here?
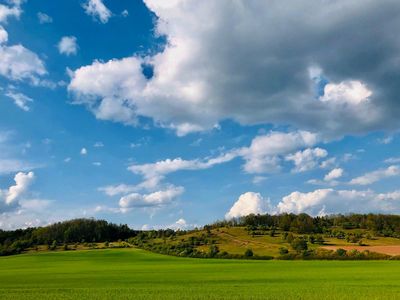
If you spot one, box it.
[0,219,136,256]
[210,213,400,237]
[1,213,400,257]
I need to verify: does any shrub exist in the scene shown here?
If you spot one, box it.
[244,248,254,257]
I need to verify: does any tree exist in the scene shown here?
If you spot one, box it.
[208,245,219,257]
[290,238,308,252]
[279,247,289,255]
[244,248,254,257]
[336,248,347,257]
[50,240,57,251]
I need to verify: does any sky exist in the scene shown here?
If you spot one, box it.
[0,0,400,230]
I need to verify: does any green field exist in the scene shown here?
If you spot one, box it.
[1,249,400,299]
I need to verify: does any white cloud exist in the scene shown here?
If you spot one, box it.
[0,44,46,82]
[320,157,336,169]
[5,90,33,111]
[0,7,47,85]
[68,58,144,126]
[58,36,78,56]
[92,162,102,166]
[384,157,400,164]
[37,12,52,24]
[0,25,8,43]
[324,168,344,181]
[285,147,328,173]
[320,80,372,105]
[225,192,272,219]
[80,148,88,155]
[239,131,318,174]
[0,2,22,23]
[349,165,400,185]
[83,0,112,24]
[118,185,184,212]
[100,130,319,200]
[5,171,35,205]
[277,188,400,216]
[0,172,35,213]
[68,0,400,137]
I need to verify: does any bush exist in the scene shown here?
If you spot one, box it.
[290,238,308,252]
[335,248,347,256]
[279,247,289,255]
[244,248,254,257]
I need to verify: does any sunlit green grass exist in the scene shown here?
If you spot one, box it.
[1,248,400,299]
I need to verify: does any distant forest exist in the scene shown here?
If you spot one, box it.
[1,214,400,257]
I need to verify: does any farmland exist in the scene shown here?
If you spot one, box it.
[1,248,400,300]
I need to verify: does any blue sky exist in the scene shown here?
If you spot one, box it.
[0,0,400,230]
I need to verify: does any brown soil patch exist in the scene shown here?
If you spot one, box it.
[321,245,400,256]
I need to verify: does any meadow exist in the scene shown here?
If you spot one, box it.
[1,248,400,300]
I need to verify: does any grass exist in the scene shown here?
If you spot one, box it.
[1,248,400,299]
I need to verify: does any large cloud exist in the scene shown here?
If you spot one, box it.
[69,0,400,137]
[277,189,400,216]
[0,2,22,23]
[225,192,272,219]
[0,171,35,212]
[226,188,400,218]
[0,23,46,84]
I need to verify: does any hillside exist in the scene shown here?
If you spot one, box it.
[129,214,400,259]
[131,225,400,259]
[2,214,400,259]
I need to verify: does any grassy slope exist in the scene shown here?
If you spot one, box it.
[180,227,400,256]
[1,248,400,299]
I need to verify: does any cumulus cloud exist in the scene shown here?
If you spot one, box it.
[285,148,328,173]
[0,171,35,212]
[83,0,112,24]
[118,185,184,212]
[320,80,372,105]
[324,168,344,181]
[0,8,47,85]
[0,25,8,43]
[277,188,400,216]
[225,192,273,219]
[0,44,46,83]
[349,165,400,185]
[5,171,35,205]
[0,2,22,23]
[58,36,78,56]
[5,90,33,111]
[100,130,320,200]
[69,0,400,137]
[80,148,87,155]
[37,12,52,24]
[239,131,318,173]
